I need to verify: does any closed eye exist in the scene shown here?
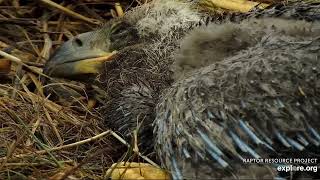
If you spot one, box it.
[110,24,130,41]
[110,21,127,35]
[111,26,124,35]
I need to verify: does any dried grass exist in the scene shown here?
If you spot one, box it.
[0,0,149,179]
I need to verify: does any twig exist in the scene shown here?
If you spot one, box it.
[110,131,159,168]
[115,3,124,17]
[0,102,62,168]
[0,130,111,162]
[2,161,73,167]
[43,107,63,145]
[39,0,100,25]
[0,84,62,113]
[0,50,51,79]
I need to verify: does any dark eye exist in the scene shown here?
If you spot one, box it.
[74,38,83,47]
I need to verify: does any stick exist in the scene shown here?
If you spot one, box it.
[39,0,100,25]
[205,0,269,12]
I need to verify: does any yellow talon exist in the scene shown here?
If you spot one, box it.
[107,162,170,180]
[200,0,270,12]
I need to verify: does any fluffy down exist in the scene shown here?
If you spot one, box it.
[155,18,320,179]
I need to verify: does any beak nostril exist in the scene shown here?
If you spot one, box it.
[74,38,83,47]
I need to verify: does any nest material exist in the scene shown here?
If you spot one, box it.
[0,0,142,179]
[0,91,125,179]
